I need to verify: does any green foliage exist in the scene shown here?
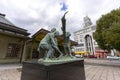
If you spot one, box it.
[105,22,120,51]
[94,8,120,51]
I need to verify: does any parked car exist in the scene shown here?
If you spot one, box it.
[75,54,83,58]
[107,55,120,60]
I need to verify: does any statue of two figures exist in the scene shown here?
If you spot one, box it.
[38,12,75,61]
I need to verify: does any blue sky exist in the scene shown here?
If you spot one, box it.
[60,2,68,11]
[0,0,120,40]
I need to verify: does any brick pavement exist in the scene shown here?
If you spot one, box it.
[0,59,120,80]
[0,69,21,80]
[85,65,120,80]
[84,59,120,80]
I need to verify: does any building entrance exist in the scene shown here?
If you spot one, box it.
[85,35,94,55]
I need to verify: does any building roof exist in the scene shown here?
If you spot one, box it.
[0,13,30,36]
[32,28,78,46]
[32,28,50,40]
[0,13,15,26]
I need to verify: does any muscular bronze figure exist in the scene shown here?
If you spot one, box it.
[38,28,63,60]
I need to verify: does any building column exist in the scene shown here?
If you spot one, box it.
[22,43,27,62]
[29,40,35,60]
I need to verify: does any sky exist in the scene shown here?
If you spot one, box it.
[0,0,120,40]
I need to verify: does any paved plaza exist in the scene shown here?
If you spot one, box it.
[85,65,120,80]
[0,59,120,80]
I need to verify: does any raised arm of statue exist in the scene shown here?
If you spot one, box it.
[61,11,68,38]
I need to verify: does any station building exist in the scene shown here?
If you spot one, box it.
[0,13,77,63]
[0,13,30,63]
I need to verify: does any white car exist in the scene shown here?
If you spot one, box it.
[107,55,120,60]
[75,54,83,58]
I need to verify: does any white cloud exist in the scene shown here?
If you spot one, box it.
[0,0,120,40]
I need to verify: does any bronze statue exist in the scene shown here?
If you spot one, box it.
[38,12,75,61]
[37,28,63,60]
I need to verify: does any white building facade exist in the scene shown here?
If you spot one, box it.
[74,16,99,55]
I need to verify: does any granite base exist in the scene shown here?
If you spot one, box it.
[21,59,85,80]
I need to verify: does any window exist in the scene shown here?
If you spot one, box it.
[6,43,21,58]
[79,35,82,38]
[80,39,83,42]
[76,44,84,47]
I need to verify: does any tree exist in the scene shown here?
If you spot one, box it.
[105,22,120,51]
[93,8,120,51]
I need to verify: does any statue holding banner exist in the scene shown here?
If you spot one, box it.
[61,11,74,57]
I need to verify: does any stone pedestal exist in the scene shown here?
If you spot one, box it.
[21,59,85,80]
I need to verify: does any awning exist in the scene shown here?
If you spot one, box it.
[74,51,89,55]
[95,50,109,53]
